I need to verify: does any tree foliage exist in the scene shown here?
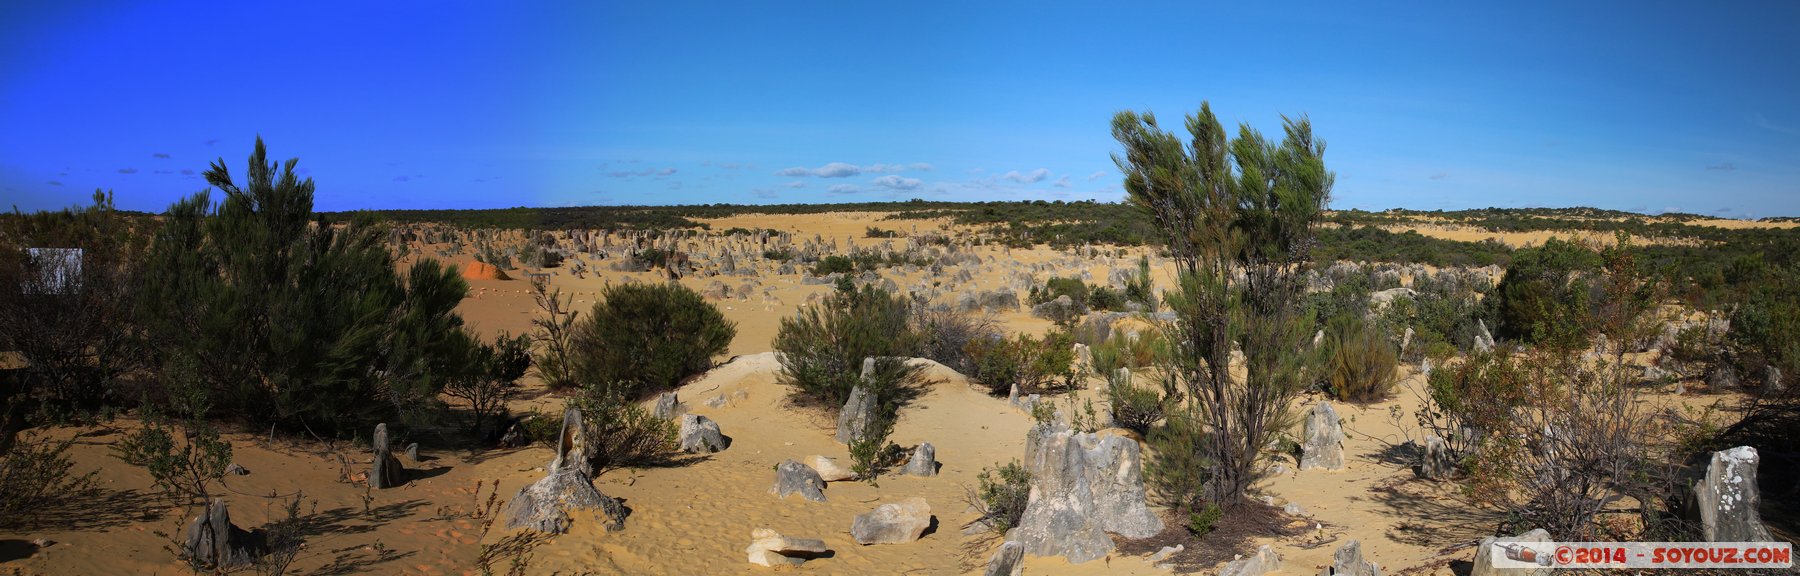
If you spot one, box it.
[569,281,735,399]
[1113,102,1331,509]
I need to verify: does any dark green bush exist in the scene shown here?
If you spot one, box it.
[812,255,854,276]
[1187,502,1223,536]
[774,285,922,410]
[1028,276,1090,310]
[967,330,1078,396]
[443,331,532,437]
[1145,408,1213,513]
[1123,255,1158,311]
[571,282,736,398]
[911,304,1000,377]
[1088,285,1126,311]
[1488,237,1601,350]
[1322,314,1399,403]
[1105,369,1167,434]
[847,414,904,486]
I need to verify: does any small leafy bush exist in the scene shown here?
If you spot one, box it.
[570,382,678,475]
[1028,276,1091,310]
[966,460,1032,534]
[967,330,1078,396]
[571,282,736,398]
[775,284,922,410]
[1146,409,1213,513]
[1105,370,1167,434]
[812,255,855,276]
[847,414,905,486]
[1187,502,1223,536]
[444,331,532,437]
[0,433,99,529]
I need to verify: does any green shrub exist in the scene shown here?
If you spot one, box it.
[1088,285,1126,311]
[0,433,99,529]
[570,382,678,475]
[774,285,922,411]
[911,304,1000,377]
[812,255,854,276]
[1105,370,1167,434]
[1488,237,1601,350]
[966,460,1031,534]
[1145,408,1212,513]
[967,330,1079,396]
[1187,502,1223,536]
[1123,255,1159,312]
[1028,276,1090,310]
[571,282,735,398]
[443,331,532,437]
[115,368,231,504]
[1322,314,1399,403]
[1419,348,1532,466]
[847,414,904,487]
[864,226,899,238]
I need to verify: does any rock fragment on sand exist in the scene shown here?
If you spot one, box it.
[902,442,936,476]
[850,497,932,545]
[983,541,1024,576]
[772,459,827,502]
[1217,545,1281,576]
[371,423,406,489]
[404,442,420,462]
[501,407,626,534]
[678,414,728,453]
[182,499,263,569]
[804,455,857,482]
[223,463,248,476]
[653,391,679,419]
[1326,540,1381,576]
[1301,401,1345,471]
[745,528,829,568]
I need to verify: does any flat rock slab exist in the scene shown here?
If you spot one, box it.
[745,528,829,568]
[805,455,857,482]
[850,497,932,545]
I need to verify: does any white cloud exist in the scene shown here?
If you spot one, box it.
[785,181,808,188]
[1003,168,1050,184]
[775,162,932,178]
[1053,176,1072,188]
[1086,171,1106,181]
[871,175,922,191]
[828,184,860,194]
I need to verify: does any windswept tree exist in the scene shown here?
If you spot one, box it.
[137,138,474,435]
[1113,102,1332,509]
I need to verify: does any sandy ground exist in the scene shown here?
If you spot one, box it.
[0,210,1771,575]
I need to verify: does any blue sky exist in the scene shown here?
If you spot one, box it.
[4,2,1799,216]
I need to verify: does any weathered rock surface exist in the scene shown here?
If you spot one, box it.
[371,423,406,489]
[1301,401,1346,471]
[1417,435,1454,480]
[1474,320,1496,353]
[1326,540,1381,576]
[902,442,936,476]
[501,407,626,534]
[653,391,679,419]
[1008,422,1162,563]
[403,442,420,462]
[1691,446,1772,542]
[1470,528,1552,576]
[678,414,728,453]
[744,528,830,567]
[983,541,1025,576]
[223,463,249,476]
[1218,544,1282,576]
[835,358,879,444]
[772,459,827,502]
[850,497,933,545]
[804,455,857,482]
[182,499,263,569]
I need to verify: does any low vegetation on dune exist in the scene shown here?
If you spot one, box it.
[2,117,1798,574]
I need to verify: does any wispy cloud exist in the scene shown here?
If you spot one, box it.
[203,138,219,146]
[1755,113,1800,136]
[117,167,138,174]
[1706,162,1737,171]
[180,169,195,175]
[754,188,779,199]
[1003,168,1050,184]
[827,183,860,195]
[152,152,171,159]
[1429,172,1447,180]
[871,175,922,191]
[47,180,62,186]
[393,175,412,182]
[1086,171,1106,181]
[777,162,931,178]
[604,167,678,178]
[1053,176,1072,188]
